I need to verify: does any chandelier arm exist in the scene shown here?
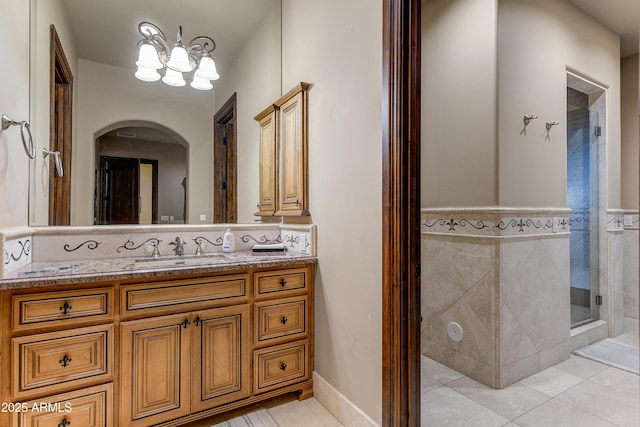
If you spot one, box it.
[188,36,216,54]
[149,33,171,55]
[138,21,166,40]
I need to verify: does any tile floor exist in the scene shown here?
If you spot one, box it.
[189,318,638,427]
[421,317,639,427]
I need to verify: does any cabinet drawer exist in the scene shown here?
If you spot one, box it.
[12,383,113,427]
[12,324,113,399]
[12,288,113,331]
[254,340,309,393]
[255,297,307,345]
[121,275,248,315]
[254,268,307,298]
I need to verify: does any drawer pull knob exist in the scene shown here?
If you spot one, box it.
[59,302,72,315]
[281,316,288,325]
[59,355,72,367]
[58,418,71,427]
[280,362,287,371]
[279,278,287,287]
[181,319,190,329]
[194,317,202,327]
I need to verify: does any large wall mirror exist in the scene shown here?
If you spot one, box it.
[29,0,282,226]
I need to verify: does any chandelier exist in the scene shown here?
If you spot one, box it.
[134,21,220,91]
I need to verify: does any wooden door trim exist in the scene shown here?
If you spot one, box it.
[382,0,421,426]
[214,93,238,223]
[140,159,159,224]
[49,25,73,225]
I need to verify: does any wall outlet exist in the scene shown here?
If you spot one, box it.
[200,214,207,221]
[169,215,174,221]
[623,215,633,226]
[552,217,560,233]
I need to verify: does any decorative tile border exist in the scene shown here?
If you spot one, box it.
[280,224,316,256]
[421,208,571,237]
[606,209,624,232]
[1,227,34,275]
[622,210,639,230]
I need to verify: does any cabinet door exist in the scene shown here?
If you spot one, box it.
[191,305,251,412]
[120,314,190,427]
[275,83,310,216]
[254,105,278,216]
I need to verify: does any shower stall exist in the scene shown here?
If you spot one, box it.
[567,85,601,327]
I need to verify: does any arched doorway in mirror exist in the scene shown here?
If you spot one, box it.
[94,122,188,225]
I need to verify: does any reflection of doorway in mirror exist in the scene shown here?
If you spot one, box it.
[94,125,187,225]
[139,163,153,224]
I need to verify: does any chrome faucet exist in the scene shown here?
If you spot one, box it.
[169,236,186,256]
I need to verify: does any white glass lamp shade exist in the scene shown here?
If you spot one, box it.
[195,56,220,81]
[190,74,213,91]
[166,44,192,72]
[162,68,186,87]
[136,43,163,69]
[135,65,161,82]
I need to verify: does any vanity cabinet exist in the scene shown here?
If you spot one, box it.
[255,82,310,217]
[0,261,314,427]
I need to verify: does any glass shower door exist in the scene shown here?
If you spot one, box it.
[567,104,600,327]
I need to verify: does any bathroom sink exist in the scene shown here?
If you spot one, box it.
[132,253,227,269]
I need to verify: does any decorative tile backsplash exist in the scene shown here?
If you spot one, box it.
[0,223,316,274]
[421,208,571,237]
[1,228,34,276]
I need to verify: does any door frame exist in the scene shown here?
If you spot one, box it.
[382,0,421,426]
[213,93,238,223]
[49,25,73,225]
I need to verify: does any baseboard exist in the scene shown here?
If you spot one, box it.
[312,371,380,427]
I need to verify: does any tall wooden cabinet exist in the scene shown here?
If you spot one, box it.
[255,82,310,217]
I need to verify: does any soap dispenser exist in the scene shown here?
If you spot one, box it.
[222,228,235,253]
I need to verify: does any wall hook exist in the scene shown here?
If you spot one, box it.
[43,148,64,177]
[523,114,538,126]
[520,114,538,136]
[545,121,560,131]
[2,114,36,159]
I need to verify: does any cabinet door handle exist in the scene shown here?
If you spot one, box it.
[59,302,72,315]
[59,355,72,367]
[280,362,287,371]
[281,316,288,325]
[194,317,202,327]
[279,278,287,287]
[58,418,71,427]
[181,319,190,329]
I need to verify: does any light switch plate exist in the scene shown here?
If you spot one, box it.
[199,214,207,221]
[552,217,560,233]
[623,215,633,226]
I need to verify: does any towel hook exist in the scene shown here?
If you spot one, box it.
[2,114,36,159]
[523,114,538,126]
[545,121,560,131]
[43,149,64,177]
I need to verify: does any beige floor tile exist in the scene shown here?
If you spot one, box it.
[447,376,550,420]
[557,378,640,427]
[519,366,584,397]
[421,386,509,427]
[588,366,640,395]
[421,370,442,392]
[421,354,465,385]
[302,398,342,427]
[611,318,640,349]
[554,354,609,379]
[513,399,618,427]
[268,399,328,427]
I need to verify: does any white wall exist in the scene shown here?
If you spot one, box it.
[498,0,621,208]
[0,0,30,228]
[74,59,216,225]
[620,54,639,209]
[422,0,499,207]
[282,0,382,423]
[29,0,77,225]
[215,1,281,223]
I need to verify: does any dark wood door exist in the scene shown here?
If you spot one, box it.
[214,93,237,223]
[99,157,139,224]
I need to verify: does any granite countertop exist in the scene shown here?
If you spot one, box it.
[0,251,317,290]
